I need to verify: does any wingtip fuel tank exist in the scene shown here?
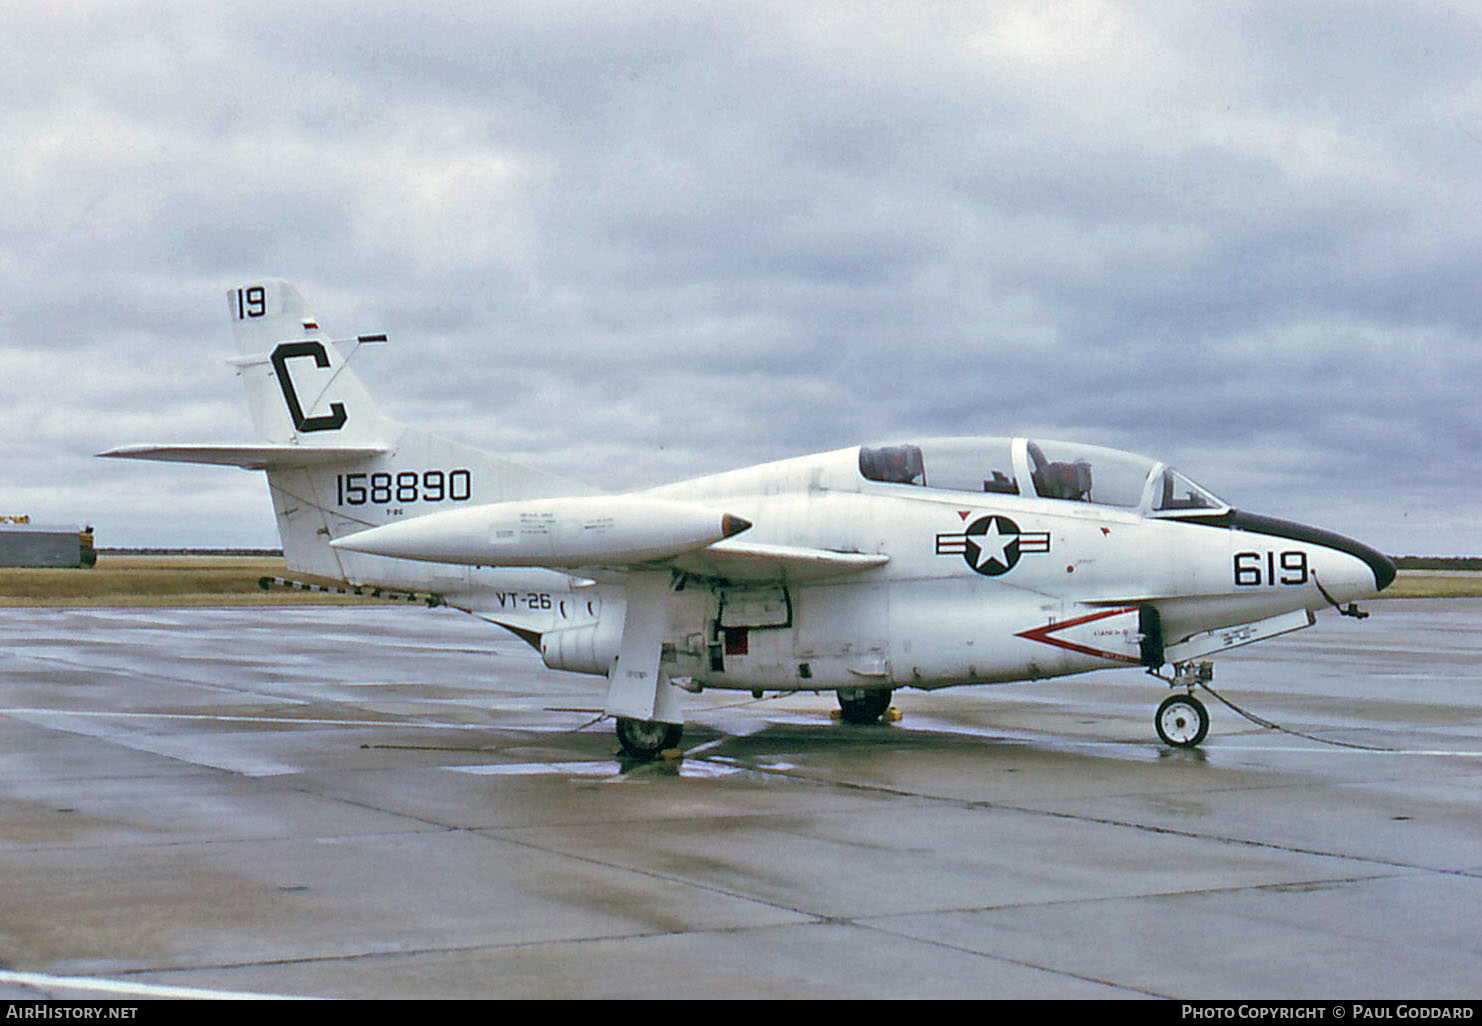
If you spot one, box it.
[330,495,752,568]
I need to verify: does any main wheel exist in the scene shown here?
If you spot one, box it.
[1155,693,1209,747]
[837,688,893,725]
[614,717,683,760]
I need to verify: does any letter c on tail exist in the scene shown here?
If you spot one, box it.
[271,341,347,433]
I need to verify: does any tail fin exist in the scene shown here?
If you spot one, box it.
[232,282,597,585]
[228,281,399,446]
[107,281,596,588]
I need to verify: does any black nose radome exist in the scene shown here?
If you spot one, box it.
[1166,508,1396,593]
[1228,511,1395,592]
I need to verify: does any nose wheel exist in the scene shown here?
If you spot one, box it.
[1155,692,1210,747]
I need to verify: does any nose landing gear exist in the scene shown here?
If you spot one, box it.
[1153,661,1213,748]
[1156,692,1210,747]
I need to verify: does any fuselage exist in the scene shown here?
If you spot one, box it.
[526,437,1394,695]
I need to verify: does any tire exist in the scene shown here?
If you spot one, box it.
[837,689,893,725]
[615,717,683,760]
[1155,693,1209,748]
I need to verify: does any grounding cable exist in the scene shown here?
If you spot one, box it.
[1195,680,1397,752]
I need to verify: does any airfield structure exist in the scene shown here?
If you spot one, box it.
[0,519,97,568]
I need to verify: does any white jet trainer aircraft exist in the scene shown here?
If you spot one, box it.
[103,282,1395,759]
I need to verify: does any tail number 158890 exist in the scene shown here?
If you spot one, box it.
[336,469,472,507]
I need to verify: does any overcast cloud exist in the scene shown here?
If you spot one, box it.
[3,0,1479,554]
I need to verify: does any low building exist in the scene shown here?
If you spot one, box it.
[0,522,96,568]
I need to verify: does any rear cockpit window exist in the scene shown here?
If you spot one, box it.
[859,440,1018,494]
[858,444,925,485]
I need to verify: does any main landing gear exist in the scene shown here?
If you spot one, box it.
[614,717,683,761]
[837,688,894,725]
[1154,661,1213,748]
[616,686,899,762]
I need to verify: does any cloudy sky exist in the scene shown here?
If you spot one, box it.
[4,1,1479,554]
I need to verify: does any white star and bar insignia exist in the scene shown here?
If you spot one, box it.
[936,515,1050,577]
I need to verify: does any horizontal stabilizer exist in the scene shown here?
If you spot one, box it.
[98,443,389,470]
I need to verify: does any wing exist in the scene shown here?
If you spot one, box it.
[659,539,889,585]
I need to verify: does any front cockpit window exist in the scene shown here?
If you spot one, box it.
[1153,468,1225,513]
[1026,440,1153,508]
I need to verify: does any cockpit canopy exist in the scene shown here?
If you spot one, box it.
[858,437,1226,516]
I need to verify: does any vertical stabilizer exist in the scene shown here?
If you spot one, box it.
[228,282,399,446]
[222,281,596,586]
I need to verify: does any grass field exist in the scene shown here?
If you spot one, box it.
[0,555,387,607]
[1381,571,1482,599]
[0,555,1477,606]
